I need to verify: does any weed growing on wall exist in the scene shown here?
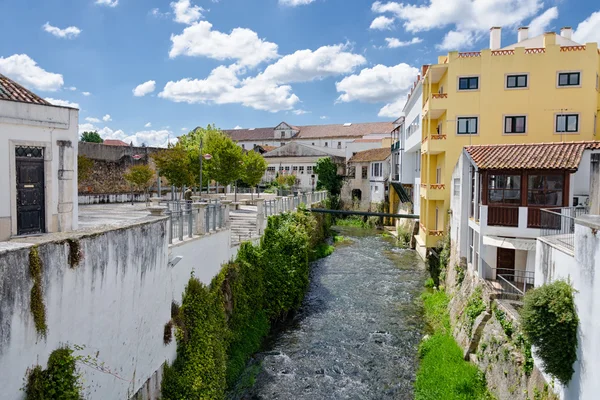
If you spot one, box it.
[29,246,47,337]
[464,286,486,337]
[521,280,579,385]
[66,239,82,268]
[24,346,83,400]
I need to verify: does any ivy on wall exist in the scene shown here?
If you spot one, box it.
[24,346,83,400]
[29,246,47,337]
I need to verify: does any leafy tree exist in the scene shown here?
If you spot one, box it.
[123,164,155,200]
[151,145,194,195]
[242,151,268,198]
[77,155,94,182]
[80,131,103,143]
[314,157,344,208]
[285,174,296,187]
[204,129,244,187]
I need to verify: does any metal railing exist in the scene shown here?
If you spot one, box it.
[165,202,225,244]
[540,206,589,252]
[492,268,535,296]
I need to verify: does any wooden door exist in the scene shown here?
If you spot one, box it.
[496,248,515,281]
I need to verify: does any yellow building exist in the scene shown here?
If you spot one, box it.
[416,26,600,257]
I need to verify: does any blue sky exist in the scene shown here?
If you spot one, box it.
[1,0,599,146]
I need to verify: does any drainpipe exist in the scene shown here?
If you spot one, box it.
[590,154,600,215]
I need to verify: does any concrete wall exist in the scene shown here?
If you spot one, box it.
[535,215,600,400]
[0,218,233,400]
[0,101,79,240]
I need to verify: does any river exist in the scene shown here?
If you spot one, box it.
[230,227,427,400]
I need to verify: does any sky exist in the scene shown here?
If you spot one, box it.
[1,0,599,147]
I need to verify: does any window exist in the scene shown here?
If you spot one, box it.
[299,166,305,174]
[434,208,439,230]
[285,166,290,172]
[506,74,528,88]
[528,175,564,206]
[280,131,285,138]
[488,174,521,204]
[241,144,245,149]
[371,162,382,177]
[453,178,460,197]
[556,114,579,133]
[505,116,526,134]
[362,166,368,179]
[436,122,442,135]
[292,166,298,172]
[312,142,315,146]
[415,155,421,172]
[406,114,421,137]
[458,76,479,90]
[324,142,328,147]
[307,166,313,173]
[280,142,285,146]
[457,117,478,135]
[347,166,356,177]
[267,166,276,172]
[337,142,342,149]
[374,186,379,193]
[558,72,580,87]
[279,166,284,171]
[436,167,442,184]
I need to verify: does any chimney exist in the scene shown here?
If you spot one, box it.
[543,32,556,47]
[490,27,501,50]
[561,27,573,40]
[518,27,529,42]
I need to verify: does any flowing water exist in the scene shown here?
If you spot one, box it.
[231,227,427,400]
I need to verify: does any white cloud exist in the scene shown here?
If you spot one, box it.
[372,0,545,49]
[85,117,101,123]
[150,8,170,18]
[79,122,175,148]
[573,11,600,45]
[234,125,243,129]
[82,91,91,96]
[103,114,112,122]
[385,37,423,48]
[528,7,559,37]
[145,122,152,128]
[279,0,315,6]
[292,109,309,115]
[95,0,118,7]
[171,0,204,25]
[43,22,81,39]
[169,21,279,67]
[335,63,419,117]
[370,16,395,30]
[0,54,64,91]
[181,127,189,131]
[44,98,79,108]
[66,86,77,91]
[320,116,328,119]
[133,80,157,97]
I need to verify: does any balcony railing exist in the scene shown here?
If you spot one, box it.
[540,206,589,253]
[431,93,447,99]
[487,206,519,227]
[491,268,535,297]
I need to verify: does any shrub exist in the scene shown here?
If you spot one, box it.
[24,346,82,400]
[464,286,486,336]
[520,280,579,385]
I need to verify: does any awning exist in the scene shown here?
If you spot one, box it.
[483,236,537,251]
[390,182,411,203]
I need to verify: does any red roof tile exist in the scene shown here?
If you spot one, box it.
[103,139,130,146]
[0,74,51,105]
[349,147,391,163]
[465,141,600,171]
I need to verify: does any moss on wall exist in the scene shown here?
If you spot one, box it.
[28,246,47,337]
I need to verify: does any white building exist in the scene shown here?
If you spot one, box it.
[0,74,79,241]
[261,142,346,191]
[343,147,391,210]
[451,141,599,293]
[224,121,394,155]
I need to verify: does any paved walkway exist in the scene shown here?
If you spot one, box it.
[78,203,152,230]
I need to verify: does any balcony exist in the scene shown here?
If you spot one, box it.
[484,268,535,297]
[423,93,448,119]
[420,183,447,200]
[391,141,401,152]
[539,207,590,253]
[421,133,447,154]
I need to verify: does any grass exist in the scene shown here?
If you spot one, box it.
[415,290,494,400]
[312,243,334,260]
[334,216,372,228]
[333,235,353,245]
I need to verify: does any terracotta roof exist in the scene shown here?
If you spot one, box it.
[103,139,130,146]
[0,74,51,105]
[353,138,383,143]
[261,145,278,152]
[465,141,600,171]
[223,122,394,141]
[349,147,391,163]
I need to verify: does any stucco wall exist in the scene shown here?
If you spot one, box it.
[0,219,233,400]
[535,216,600,400]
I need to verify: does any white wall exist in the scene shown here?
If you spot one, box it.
[403,86,422,153]
[535,216,600,400]
[0,101,79,240]
[345,141,382,160]
[0,219,233,400]
[450,152,470,266]
[263,158,320,191]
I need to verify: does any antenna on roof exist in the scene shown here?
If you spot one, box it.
[343,123,352,127]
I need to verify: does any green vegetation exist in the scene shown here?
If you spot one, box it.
[77,155,93,182]
[66,239,82,268]
[123,164,155,199]
[493,306,514,338]
[415,290,493,400]
[162,209,331,398]
[428,231,450,287]
[521,280,579,385]
[314,157,344,209]
[241,150,268,197]
[29,246,47,337]
[335,216,373,228]
[396,225,412,247]
[79,131,103,143]
[24,346,82,400]
[464,286,486,336]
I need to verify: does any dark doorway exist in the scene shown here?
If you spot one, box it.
[496,247,515,280]
[352,189,362,201]
[16,146,45,236]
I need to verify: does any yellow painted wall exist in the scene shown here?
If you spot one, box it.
[419,38,600,248]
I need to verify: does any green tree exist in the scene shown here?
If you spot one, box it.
[123,164,155,200]
[80,131,103,143]
[314,157,344,208]
[204,130,244,187]
[151,145,194,196]
[77,155,94,183]
[242,150,268,198]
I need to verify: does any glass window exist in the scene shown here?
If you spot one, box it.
[505,116,526,134]
[527,174,564,206]
[299,166,305,174]
[307,166,313,173]
[488,174,521,205]
[324,142,328,147]
[457,117,478,134]
[371,162,382,177]
[459,77,479,90]
[453,178,460,197]
[558,72,580,87]
[337,142,342,149]
[556,114,579,133]
[292,166,298,171]
[285,166,290,171]
[362,166,368,179]
[506,74,528,88]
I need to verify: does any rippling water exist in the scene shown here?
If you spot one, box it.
[230,227,427,400]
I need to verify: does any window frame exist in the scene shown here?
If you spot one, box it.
[361,166,368,179]
[557,71,581,88]
[457,76,480,91]
[555,113,580,134]
[504,115,527,135]
[486,173,522,206]
[505,73,529,89]
[456,116,479,135]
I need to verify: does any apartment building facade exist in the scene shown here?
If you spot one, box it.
[417,26,600,257]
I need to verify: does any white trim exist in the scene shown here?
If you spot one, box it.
[556,70,582,88]
[456,115,480,136]
[504,72,530,90]
[457,75,480,92]
[503,114,528,135]
[554,112,581,134]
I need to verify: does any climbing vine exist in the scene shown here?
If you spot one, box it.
[464,286,486,337]
[24,346,83,400]
[521,280,579,385]
[66,239,83,268]
[29,246,47,337]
